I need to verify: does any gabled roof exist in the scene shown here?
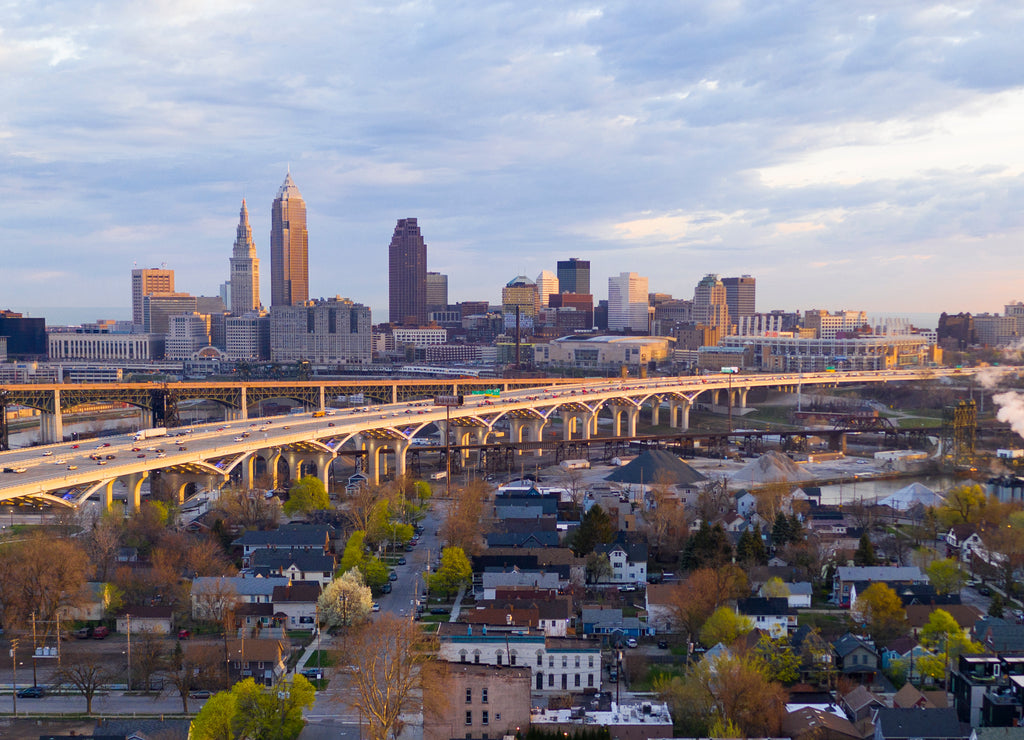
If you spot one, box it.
[192,575,289,599]
[836,566,925,582]
[905,604,982,630]
[842,685,885,713]
[833,633,877,658]
[485,531,561,548]
[250,549,336,573]
[737,597,793,616]
[232,523,331,549]
[874,707,964,739]
[783,707,861,740]
[597,540,648,562]
[271,582,322,603]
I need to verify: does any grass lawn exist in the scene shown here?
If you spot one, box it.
[798,611,851,639]
[304,650,336,667]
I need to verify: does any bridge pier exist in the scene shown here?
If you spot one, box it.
[41,390,63,443]
[738,388,749,409]
[262,449,282,489]
[361,439,387,486]
[102,480,115,513]
[389,440,410,480]
[319,386,326,413]
[122,471,149,515]
[650,397,661,426]
[668,399,691,431]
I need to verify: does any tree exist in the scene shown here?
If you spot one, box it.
[761,577,790,599]
[132,630,166,693]
[190,675,315,740]
[584,552,613,584]
[339,530,369,574]
[990,592,1006,618]
[52,649,117,715]
[699,606,753,648]
[570,505,615,557]
[644,484,688,562]
[917,608,985,684]
[736,529,767,566]
[162,642,225,713]
[681,521,732,570]
[0,534,88,635]
[853,532,879,566]
[84,513,123,581]
[441,480,489,556]
[853,582,907,644]
[429,546,473,597]
[343,613,445,740]
[751,634,801,684]
[413,480,433,506]
[771,512,793,547]
[754,481,792,524]
[318,569,373,629]
[936,484,988,527]
[666,566,748,642]
[215,485,281,530]
[926,558,965,595]
[685,652,787,737]
[284,475,331,516]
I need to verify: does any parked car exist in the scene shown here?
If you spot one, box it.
[300,669,322,680]
[625,638,638,648]
[388,571,398,581]
[92,626,110,639]
[189,689,212,699]
[657,640,668,649]
[177,629,191,640]
[397,557,407,565]
[74,626,93,639]
[380,583,392,594]
[17,686,45,698]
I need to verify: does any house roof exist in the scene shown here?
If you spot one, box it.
[842,685,885,713]
[884,635,920,656]
[249,549,336,573]
[737,597,793,616]
[225,638,284,663]
[836,566,925,582]
[893,683,932,709]
[597,540,648,562]
[271,582,322,603]
[117,606,173,620]
[482,546,581,567]
[905,604,982,630]
[232,523,331,549]
[833,633,877,658]
[783,707,862,740]
[485,531,561,548]
[975,619,1024,651]
[603,449,706,486]
[192,575,289,599]
[873,708,964,739]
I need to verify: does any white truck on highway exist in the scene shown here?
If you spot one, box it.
[133,427,168,441]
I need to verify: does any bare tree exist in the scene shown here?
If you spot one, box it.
[192,578,240,624]
[53,649,117,714]
[161,642,225,713]
[341,613,445,740]
[131,629,166,692]
[214,485,281,530]
[643,482,688,562]
[440,480,489,556]
[0,534,87,636]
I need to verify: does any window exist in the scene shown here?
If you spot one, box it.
[575,674,581,687]
[548,673,554,687]
[496,652,503,666]
[465,711,472,725]
[549,656,554,668]
[575,656,580,668]
[482,689,488,703]
[588,674,594,688]
[495,714,501,721]
[482,711,489,726]
[510,652,517,665]
[466,688,472,703]
[588,656,594,668]
[537,654,543,666]
[562,656,567,668]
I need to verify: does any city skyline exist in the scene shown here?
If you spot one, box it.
[5,3,1024,319]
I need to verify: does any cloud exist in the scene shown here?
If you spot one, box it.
[1,1,1023,321]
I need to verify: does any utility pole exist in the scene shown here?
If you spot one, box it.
[10,638,18,715]
[126,614,132,692]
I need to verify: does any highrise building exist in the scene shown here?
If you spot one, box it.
[693,274,729,328]
[389,218,428,326]
[426,272,448,314]
[536,270,559,310]
[722,275,756,322]
[143,293,197,336]
[502,275,540,327]
[131,268,174,326]
[608,272,649,332]
[230,199,261,315]
[270,297,372,364]
[557,258,590,295]
[270,172,308,307]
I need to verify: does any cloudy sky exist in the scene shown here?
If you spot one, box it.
[3,1,1024,325]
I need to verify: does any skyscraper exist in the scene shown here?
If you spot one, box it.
[557,258,590,295]
[722,275,756,323]
[131,268,174,327]
[230,199,261,315]
[536,270,559,310]
[270,172,308,307]
[608,272,649,332]
[426,272,448,314]
[693,274,729,328]
[388,218,427,326]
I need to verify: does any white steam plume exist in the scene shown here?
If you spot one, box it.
[994,391,1024,441]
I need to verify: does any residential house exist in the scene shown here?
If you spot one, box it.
[784,707,863,740]
[833,566,926,607]
[873,707,966,740]
[737,597,796,638]
[734,490,757,517]
[224,638,287,686]
[423,663,532,740]
[485,532,561,549]
[531,700,674,740]
[833,633,879,683]
[580,608,643,640]
[61,582,109,623]
[481,547,585,585]
[481,570,565,599]
[116,606,173,635]
[597,540,648,585]
[973,617,1024,652]
[841,684,885,722]
[436,623,601,693]
[757,580,813,608]
[893,683,949,710]
[248,549,336,585]
[880,636,935,684]
[191,575,289,621]
[645,584,676,633]
[946,525,983,561]
[233,523,332,563]
[271,582,321,630]
[478,591,573,637]
[906,605,983,639]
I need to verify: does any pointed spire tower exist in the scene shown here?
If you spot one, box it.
[229,199,261,314]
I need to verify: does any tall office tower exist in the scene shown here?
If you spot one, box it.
[557,258,590,295]
[536,270,559,309]
[230,199,261,315]
[502,275,540,326]
[425,272,448,314]
[131,268,175,326]
[270,172,308,307]
[608,272,650,332]
[722,275,756,322]
[388,218,428,326]
[693,274,729,328]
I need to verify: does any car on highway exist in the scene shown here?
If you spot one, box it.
[66,465,78,470]
[17,686,46,698]
[42,451,53,456]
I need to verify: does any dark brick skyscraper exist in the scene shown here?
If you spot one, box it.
[270,172,308,307]
[388,218,427,326]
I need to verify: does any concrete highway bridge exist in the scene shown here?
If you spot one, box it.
[0,368,971,510]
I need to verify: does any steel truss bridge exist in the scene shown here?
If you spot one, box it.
[0,368,973,510]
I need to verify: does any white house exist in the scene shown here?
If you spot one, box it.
[599,541,648,585]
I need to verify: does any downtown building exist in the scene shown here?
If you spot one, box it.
[225,313,271,361]
[608,272,650,332]
[270,172,309,308]
[388,218,428,326]
[556,258,590,295]
[131,268,174,327]
[229,199,261,315]
[270,297,372,365]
